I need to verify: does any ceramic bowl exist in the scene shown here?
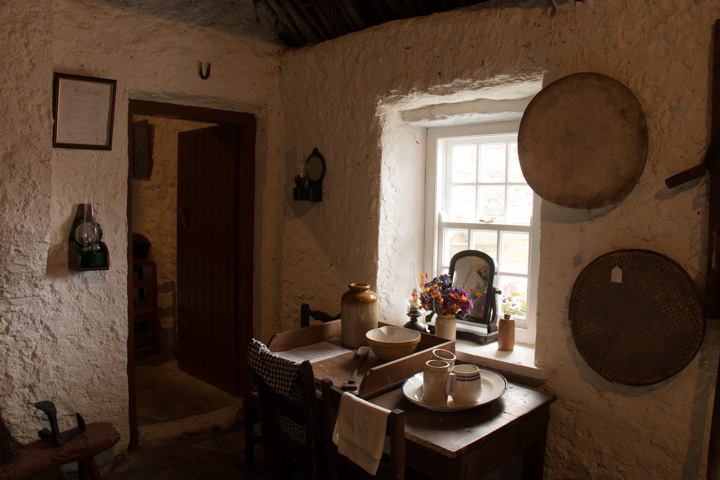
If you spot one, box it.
[365,326,421,361]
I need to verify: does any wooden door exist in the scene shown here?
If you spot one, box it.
[177,124,253,395]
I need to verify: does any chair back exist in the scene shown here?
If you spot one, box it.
[247,339,323,479]
[300,303,340,328]
[448,249,498,325]
[320,378,405,480]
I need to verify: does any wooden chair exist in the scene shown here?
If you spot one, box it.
[132,258,160,356]
[248,341,324,479]
[300,303,340,328]
[244,304,338,468]
[243,389,261,469]
[320,378,405,480]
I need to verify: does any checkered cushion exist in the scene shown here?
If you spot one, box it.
[247,339,307,445]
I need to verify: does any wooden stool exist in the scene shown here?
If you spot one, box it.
[0,422,120,480]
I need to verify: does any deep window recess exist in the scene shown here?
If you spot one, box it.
[425,122,539,339]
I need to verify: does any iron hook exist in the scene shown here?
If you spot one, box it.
[198,62,211,80]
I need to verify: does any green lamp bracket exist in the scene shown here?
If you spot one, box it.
[293,148,326,202]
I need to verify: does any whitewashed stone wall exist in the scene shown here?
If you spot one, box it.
[3,0,719,477]
[0,0,281,455]
[278,1,720,478]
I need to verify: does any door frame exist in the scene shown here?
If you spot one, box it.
[126,100,256,449]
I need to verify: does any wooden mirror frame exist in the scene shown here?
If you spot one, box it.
[448,250,497,325]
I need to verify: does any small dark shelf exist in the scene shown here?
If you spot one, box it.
[68,241,110,271]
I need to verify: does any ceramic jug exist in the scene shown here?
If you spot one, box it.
[422,359,451,405]
[431,348,456,369]
[448,364,482,405]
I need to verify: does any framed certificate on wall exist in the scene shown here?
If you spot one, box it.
[52,73,117,150]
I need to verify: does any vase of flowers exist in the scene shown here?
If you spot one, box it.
[412,273,473,341]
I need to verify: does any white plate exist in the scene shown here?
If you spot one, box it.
[401,367,508,412]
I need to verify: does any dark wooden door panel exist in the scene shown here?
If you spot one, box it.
[177,124,246,395]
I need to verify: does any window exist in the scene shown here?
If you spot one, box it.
[425,122,539,340]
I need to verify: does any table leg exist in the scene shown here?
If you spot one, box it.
[521,410,550,480]
[78,457,101,480]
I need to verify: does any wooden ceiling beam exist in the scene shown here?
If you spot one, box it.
[259,0,492,47]
[308,0,355,39]
[286,0,333,44]
[332,0,367,32]
[259,0,320,45]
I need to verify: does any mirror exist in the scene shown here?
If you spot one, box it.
[448,250,496,324]
[305,148,326,183]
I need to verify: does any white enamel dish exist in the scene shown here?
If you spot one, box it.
[401,367,508,412]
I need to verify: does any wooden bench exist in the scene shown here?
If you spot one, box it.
[0,422,120,480]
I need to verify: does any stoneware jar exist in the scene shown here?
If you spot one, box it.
[434,314,457,341]
[341,283,379,348]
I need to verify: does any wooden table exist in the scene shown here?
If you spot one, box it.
[266,321,556,480]
[370,382,554,480]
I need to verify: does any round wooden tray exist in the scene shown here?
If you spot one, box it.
[569,250,704,386]
[518,72,648,209]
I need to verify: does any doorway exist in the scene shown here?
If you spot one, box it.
[127,101,256,448]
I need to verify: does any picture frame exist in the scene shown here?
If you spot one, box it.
[132,120,152,179]
[52,72,117,150]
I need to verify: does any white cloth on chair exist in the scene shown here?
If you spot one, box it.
[332,391,390,475]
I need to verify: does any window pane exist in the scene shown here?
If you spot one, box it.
[449,185,476,221]
[451,145,476,183]
[442,229,468,266]
[500,232,529,274]
[479,144,506,183]
[507,142,524,183]
[478,186,504,223]
[470,230,498,263]
[498,275,527,318]
[507,185,533,225]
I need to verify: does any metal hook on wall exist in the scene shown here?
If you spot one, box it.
[197,61,211,80]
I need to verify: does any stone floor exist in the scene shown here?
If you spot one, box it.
[134,349,243,428]
[104,428,264,480]
[106,350,253,479]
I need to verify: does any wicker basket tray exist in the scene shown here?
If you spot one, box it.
[569,249,704,386]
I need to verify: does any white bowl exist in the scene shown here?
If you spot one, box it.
[365,326,421,361]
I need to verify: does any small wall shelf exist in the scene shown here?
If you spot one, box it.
[68,241,110,271]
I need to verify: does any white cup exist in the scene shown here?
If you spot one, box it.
[422,359,451,405]
[448,364,482,405]
[431,348,456,369]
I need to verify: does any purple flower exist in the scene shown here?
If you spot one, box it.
[414,274,474,318]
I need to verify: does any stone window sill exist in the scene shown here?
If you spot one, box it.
[455,339,550,384]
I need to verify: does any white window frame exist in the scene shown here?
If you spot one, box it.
[424,121,540,345]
